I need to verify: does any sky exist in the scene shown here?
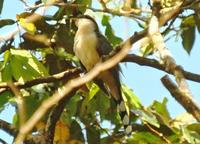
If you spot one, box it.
[0,0,200,143]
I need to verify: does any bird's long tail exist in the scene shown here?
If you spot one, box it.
[97,69,132,134]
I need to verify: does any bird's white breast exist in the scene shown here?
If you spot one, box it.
[74,30,100,70]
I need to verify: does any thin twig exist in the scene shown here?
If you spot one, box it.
[145,122,172,144]
[0,68,81,92]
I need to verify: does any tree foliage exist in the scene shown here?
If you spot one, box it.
[0,0,200,143]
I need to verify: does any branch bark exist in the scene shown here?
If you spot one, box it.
[161,75,200,122]
[123,54,200,83]
[44,89,78,144]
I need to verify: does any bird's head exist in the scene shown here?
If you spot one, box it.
[71,15,99,32]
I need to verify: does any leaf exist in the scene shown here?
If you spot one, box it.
[23,96,41,119]
[101,15,122,46]
[76,0,92,6]
[1,63,12,81]
[66,94,81,118]
[9,49,48,82]
[12,113,19,128]
[128,132,162,143]
[96,91,110,119]
[181,15,196,54]
[181,26,195,54]
[54,121,70,144]
[70,120,85,143]
[122,84,142,109]
[187,123,200,135]
[19,18,36,34]
[86,126,100,144]
[81,83,99,113]
[0,50,10,71]
[0,0,4,14]
[10,55,25,81]
[0,91,12,112]
[150,98,171,124]
[181,126,200,144]
[133,109,160,128]
[181,15,195,27]
[194,14,200,33]
[35,121,45,131]
[0,19,15,28]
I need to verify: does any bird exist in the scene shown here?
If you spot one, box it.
[73,15,132,134]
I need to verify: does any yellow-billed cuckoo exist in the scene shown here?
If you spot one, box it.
[73,15,132,134]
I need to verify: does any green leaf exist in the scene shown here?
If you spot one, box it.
[70,120,85,143]
[104,99,121,125]
[0,19,15,28]
[10,49,48,80]
[150,98,171,124]
[101,15,123,46]
[181,15,195,27]
[13,113,19,128]
[1,63,12,81]
[181,15,196,54]
[128,132,162,144]
[194,14,200,33]
[66,94,81,117]
[0,50,10,71]
[0,91,12,112]
[187,123,200,135]
[181,126,200,144]
[181,26,195,54]
[74,0,92,13]
[10,55,25,81]
[122,84,142,109]
[23,95,43,119]
[0,0,4,14]
[76,0,92,6]
[86,126,100,144]
[96,91,110,119]
[81,83,99,113]
[134,109,160,128]
[140,43,154,57]
[1,49,48,82]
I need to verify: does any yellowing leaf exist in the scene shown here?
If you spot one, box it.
[68,139,83,144]
[16,12,32,20]
[54,121,70,144]
[19,18,36,34]
[36,121,45,132]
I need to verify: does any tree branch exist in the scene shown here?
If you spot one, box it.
[44,89,78,144]
[0,68,81,93]
[14,0,194,142]
[123,54,200,83]
[14,28,147,143]
[161,75,200,122]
